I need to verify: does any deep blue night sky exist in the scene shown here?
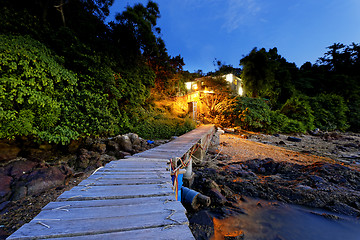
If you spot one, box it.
[108,0,360,73]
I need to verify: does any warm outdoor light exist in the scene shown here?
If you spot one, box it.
[193,84,198,90]
[238,87,243,96]
[185,82,192,90]
[225,74,233,84]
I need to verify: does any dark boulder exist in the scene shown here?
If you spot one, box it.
[287,136,302,142]
[8,160,38,179]
[0,174,13,200]
[25,166,68,196]
[189,210,214,240]
[115,135,133,153]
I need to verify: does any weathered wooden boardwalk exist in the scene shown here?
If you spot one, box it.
[8,125,215,240]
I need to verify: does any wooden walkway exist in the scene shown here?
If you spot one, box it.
[8,125,215,240]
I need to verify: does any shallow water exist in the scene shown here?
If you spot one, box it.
[212,197,360,240]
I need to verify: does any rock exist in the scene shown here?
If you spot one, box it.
[296,185,313,191]
[0,142,20,162]
[326,202,360,217]
[209,188,227,206]
[287,136,302,142]
[98,154,116,166]
[221,185,236,199]
[278,141,286,145]
[78,149,101,169]
[189,210,214,240]
[309,128,321,136]
[106,140,119,152]
[57,154,77,167]
[207,180,222,192]
[91,143,106,154]
[0,174,13,199]
[59,164,73,177]
[107,151,125,159]
[8,160,38,179]
[127,133,140,146]
[26,166,67,196]
[78,148,91,169]
[115,135,133,152]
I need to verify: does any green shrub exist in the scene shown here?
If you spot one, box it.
[269,110,307,133]
[129,107,196,139]
[232,97,271,131]
[310,93,349,131]
[268,110,288,133]
[280,95,314,130]
[281,119,307,133]
[0,35,77,143]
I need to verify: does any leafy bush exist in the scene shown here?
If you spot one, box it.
[280,95,314,130]
[231,97,271,131]
[0,35,78,143]
[310,93,349,131]
[128,107,196,139]
[268,111,287,133]
[268,110,307,133]
[281,119,307,133]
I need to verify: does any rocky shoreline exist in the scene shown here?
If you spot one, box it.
[186,132,360,239]
[0,133,168,239]
[1,131,360,239]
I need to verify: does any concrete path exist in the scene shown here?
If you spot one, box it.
[8,125,215,240]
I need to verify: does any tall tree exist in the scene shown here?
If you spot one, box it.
[240,48,277,98]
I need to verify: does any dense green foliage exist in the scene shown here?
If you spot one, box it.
[310,94,349,131]
[0,35,78,143]
[280,95,314,131]
[127,107,196,139]
[0,0,194,144]
[236,44,360,133]
[231,97,271,132]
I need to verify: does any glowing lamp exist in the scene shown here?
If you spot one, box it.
[185,82,192,90]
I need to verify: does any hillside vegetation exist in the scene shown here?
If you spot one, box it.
[0,0,195,144]
[203,45,360,134]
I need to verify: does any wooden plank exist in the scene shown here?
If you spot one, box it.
[103,164,168,170]
[45,225,195,240]
[33,201,186,221]
[86,174,168,180]
[78,178,171,186]
[44,196,176,209]
[132,152,173,158]
[7,211,189,240]
[123,157,170,162]
[57,184,173,200]
[105,160,168,166]
[93,170,169,174]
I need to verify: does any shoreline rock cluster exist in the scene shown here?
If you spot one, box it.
[0,133,164,211]
[187,147,360,239]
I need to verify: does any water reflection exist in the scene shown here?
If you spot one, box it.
[211,197,360,240]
